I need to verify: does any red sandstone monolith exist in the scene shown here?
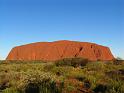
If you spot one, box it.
[6,40,114,61]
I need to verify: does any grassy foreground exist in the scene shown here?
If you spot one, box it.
[0,58,124,93]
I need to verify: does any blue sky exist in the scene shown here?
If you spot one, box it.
[0,0,124,59]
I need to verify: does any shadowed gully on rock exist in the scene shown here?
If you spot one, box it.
[6,40,114,61]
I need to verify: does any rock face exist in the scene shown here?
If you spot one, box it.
[6,40,114,61]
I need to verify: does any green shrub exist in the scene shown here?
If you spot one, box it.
[66,85,75,92]
[51,66,73,77]
[85,62,106,71]
[113,59,124,65]
[75,75,85,82]
[93,84,107,93]
[2,88,19,93]
[55,58,89,67]
[16,71,64,93]
[107,79,124,93]
[25,79,64,93]
[43,63,55,72]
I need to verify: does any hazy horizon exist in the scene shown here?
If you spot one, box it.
[0,0,124,60]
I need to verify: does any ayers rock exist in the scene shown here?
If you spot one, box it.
[6,40,114,61]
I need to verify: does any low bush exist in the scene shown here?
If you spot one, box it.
[55,58,89,67]
[93,84,107,93]
[113,59,124,65]
[2,88,19,93]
